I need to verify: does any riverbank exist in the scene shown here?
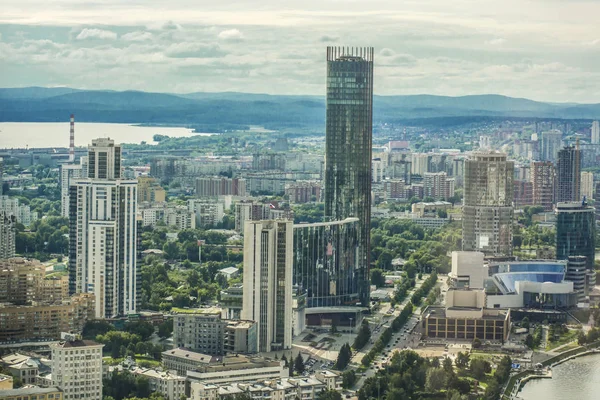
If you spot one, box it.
[503,340,600,399]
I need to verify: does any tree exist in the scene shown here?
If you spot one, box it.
[330,320,338,334]
[318,390,342,400]
[425,368,447,392]
[469,358,490,380]
[455,352,470,369]
[471,338,482,349]
[353,319,371,350]
[483,380,501,400]
[294,353,306,374]
[158,319,174,339]
[124,321,155,341]
[281,354,289,367]
[335,343,352,370]
[525,334,535,349]
[371,268,386,288]
[341,370,356,389]
[289,356,295,376]
[521,317,530,330]
[442,356,454,373]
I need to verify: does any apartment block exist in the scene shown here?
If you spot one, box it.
[423,172,455,200]
[196,177,247,197]
[285,182,321,203]
[173,311,226,355]
[0,212,17,259]
[137,176,166,203]
[188,199,225,228]
[129,367,186,400]
[531,161,555,211]
[51,339,104,400]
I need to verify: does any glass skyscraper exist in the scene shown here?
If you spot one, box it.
[556,201,595,269]
[324,46,373,307]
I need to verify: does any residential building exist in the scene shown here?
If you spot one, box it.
[462,152,514,256]
[137,176,166,203]
[0,196,38,227]
[411,201,453,218]
[252,153,286,171]
[188,199,225,228]
[164,206,196,230]
[0,211,17,260]
[0,294,95,341]
[129,368,186,400]
[196,177,247,197]
[51,339,103,400]
[581,171,594,199]
[292,218,360,310]
[531,161,555,211]
[0,387,63,400]
[68,138,139,319]
[224,320,258,354]
[285,182,321,203]
[592,120,600,145]
[324,46,373,308]
[513,180,533,207]
[60,163,84,217]
[541,130,562,162]
[411,154,429,175]
[423,172,455,200]
[422,289,510,341]
[0,374,13,390]
[0,257,45,304]
[242,220,293,352]
[0,353,49,385]
[173,310,227,355]
[556,145,581,203]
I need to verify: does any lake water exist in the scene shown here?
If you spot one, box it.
[519,353,600,400]
[0,122,210,149]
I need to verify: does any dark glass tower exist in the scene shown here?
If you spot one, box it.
[556,201,595,269]
[324,46,373,306]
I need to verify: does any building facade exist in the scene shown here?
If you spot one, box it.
[541,130,562,162]
[531,161,555,211]
[423,172,455,200]
[242,220,293,352]
[50,340,104,400]
[173,311,226,355]
[462,152,514,256]
[556,146,581,203]
[196,177,247,197]
[60,163,84,217]
[581,171,594,200]
[323,46,373,307]
[556,202,595,270]
[592,120,600,145]
[68,138,139,318]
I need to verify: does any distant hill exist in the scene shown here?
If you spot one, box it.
[0,87,598,127]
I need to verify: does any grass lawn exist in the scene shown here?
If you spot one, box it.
[546,329,580,351]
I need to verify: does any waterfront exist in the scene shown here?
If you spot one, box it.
[519,353,600,399]
[0,122,209,148]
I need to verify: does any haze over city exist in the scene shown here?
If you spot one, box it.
[2,0,600,102]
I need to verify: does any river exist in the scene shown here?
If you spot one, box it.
[0,122,211,148]
[519,353,600,399]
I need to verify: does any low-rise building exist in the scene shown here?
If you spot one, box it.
[0,373,13,390]
[129,368,186,400]
[422,289,510,341]
[162,348,215,377]
[0,387,63,400]
[0,353,50,385]
[186,355,288,385]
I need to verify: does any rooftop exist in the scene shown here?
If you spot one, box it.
[0,387,62,396]
[162,348,215,364]
[53,340,103,348]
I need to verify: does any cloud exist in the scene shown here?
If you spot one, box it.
[122,31,153,42]
[76,28,117,40]
[380,48,395,57]
[217,29,244,41]
[164,42,226,58]
[319,35,338,42]
[162,20,182,30]
[486,38,506,45]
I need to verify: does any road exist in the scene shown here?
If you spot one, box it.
[352,277,427,388]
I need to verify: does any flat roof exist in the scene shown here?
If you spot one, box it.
[162,348,214,364]
[0,387,61,396]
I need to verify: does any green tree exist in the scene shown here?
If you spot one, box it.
[370,268,386,288]
[353,319,371,350]
[471,338,482,349]
[341,370,356,389]
[469,358,490,380]
[455,352,470,369]
[334,343,352,370]
[425,368,447,391]
[294,353,306,374]
[158,319,174,338]
[318,390,342,400]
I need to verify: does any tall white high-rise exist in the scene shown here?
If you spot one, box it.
[581,171,594,200]
[69,138,139,318]
[242,219,293,353]
[51,339,104,400]
[60,163,83,218]
[592,121,600,145]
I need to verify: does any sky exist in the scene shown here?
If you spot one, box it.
[1,0,600,103]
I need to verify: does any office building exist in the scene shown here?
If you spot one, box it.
[242,220,293,352]
[69,138,139,318]
[0,387,63,400]
[531,161,555,211]
[565,256,587,300]
[556,145,581,203]
[137,176,166,203]
[51,339,103,400]
[196,177,247,197]
[462,152,514,256]
[292,218,360,310]
[592,120,600,145]
[0,212,16,260]
[186,355,287,385]
[556,201,595,270]
[581,171,594,199]
[448,251,485,289]
[422,289,510,341]
[324,46,373,307]
[541,130,562,162]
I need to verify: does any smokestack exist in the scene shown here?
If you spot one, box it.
[69,114,75,163]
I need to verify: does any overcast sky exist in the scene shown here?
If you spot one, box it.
[1,0,600,102]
